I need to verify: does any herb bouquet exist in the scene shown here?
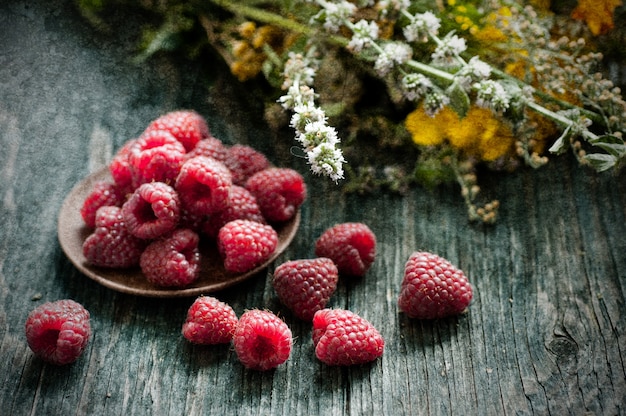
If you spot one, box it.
[77,0,626,223]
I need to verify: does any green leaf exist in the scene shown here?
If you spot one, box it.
[548,125,572,154]
[584,153,618,172]
[588,134,626,157]
[446,82,470,119]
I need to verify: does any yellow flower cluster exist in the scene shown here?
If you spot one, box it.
[405,106,516,162]
[230,22,298,82]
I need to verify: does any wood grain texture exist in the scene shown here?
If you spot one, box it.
[1,1,625,415]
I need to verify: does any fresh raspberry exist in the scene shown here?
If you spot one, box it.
[272,258,339,321]
[182,296,238,345]
[128,129,186,187]
[144,110,210,152]
[80,180,126,228]
[108,139,135,192]
[201,185,266,239]
[312,309,384,366]
[121,182,181,240]
[397,251,473,319]
[245,168,307,223]
[24,299,91,365]
[175,156,232,216]
[185,137,228,162]
[217,219,278,273]
[83,206,146,268]
[314,223,377,277]
[232,309,292,370]
[223,144,270,185]
[140,228,201,287]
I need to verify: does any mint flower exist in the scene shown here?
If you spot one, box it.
[474,80,510,113]
[431,33,466,67]
[402,11,441,43]
[313,0,356,32]
[374,42,412,76]
[307,142,346,182]
[402,73,433,101]
[347,19,379,52]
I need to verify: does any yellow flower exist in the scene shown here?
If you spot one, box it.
[405,106,458,146]
[405,106,515,161]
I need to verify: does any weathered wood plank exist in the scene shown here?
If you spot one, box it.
[1,1,625,415]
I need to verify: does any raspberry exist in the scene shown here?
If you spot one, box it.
[245,168,307,223]
[398,251,473,319]
[185,137,228,162]
[182,296,238,344]
[24,299,91,365]
[314,223,377,277]
[272,258,339,321]
[232,309,292,370]
[128,129,186,187]
[140,228,201,287]
[83,206,146,268]
[312,309,384,366]
[80,180,125,228]
[201,185,266,239]
[108,139,135,192]
[175,156,232,216]
[121,182,181,240]
[144,110,210,152]
[217,219,278,273]
[223,144,270,185]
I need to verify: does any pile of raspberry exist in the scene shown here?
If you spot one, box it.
[79,110,307,287]
[28,110,475,370]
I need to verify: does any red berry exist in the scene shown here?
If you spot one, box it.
[121,182,181,240]
[144,110,210,152]
[185,137,228,162]
[218,220,278,273]
[83,206,146,268]
[398,251,473,319]
[245,168,307,223]
[182,296,238,344]
[140,228,201,287]
[312,309,384,366]
[24,299,91,365]
[224,144,270,185]
[314,223,377,277]
[201,185,266,239]
[175,156,232,216]
[128,129,186,187]
[108,140,135,192]
[80,180,125,228]
[272,258,339,321]
[232,309,292,370]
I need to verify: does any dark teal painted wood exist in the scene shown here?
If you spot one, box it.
[1,1,625,415]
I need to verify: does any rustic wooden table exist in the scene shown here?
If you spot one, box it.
[1,1,625,415]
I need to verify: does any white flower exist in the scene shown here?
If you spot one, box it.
[374,42,412,76]
[314,0,357,32]
[307,142,346,182]
[282,52,317,89]
[456,56,492,91]
[348,19,379,53]
[290,103,327,131]
[296,121,339,150]
[423,92,450,117]
[401,73,433,101]
[378,0,410,16]
[403,11,441,43]
[431,34,466,67]
[474,80,510,113]
[278,84,318,109]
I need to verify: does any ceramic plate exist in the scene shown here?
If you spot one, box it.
[57,168,300,298]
